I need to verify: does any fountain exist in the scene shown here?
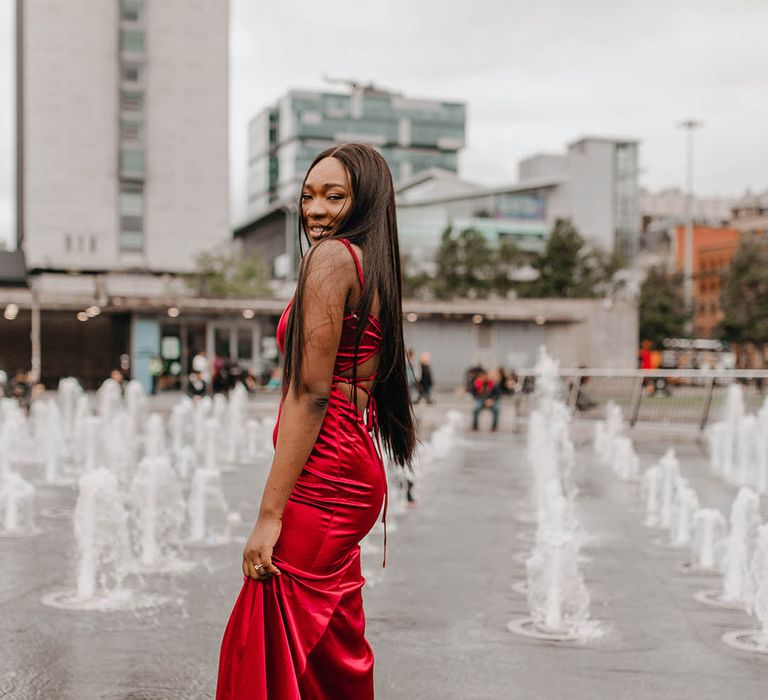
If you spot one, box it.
[0,470,37,536]
[41,467,168,611]
[658,449,680,531]
[755,399,768,494]
[723,523,768,654]
[708,383,744,482]
[204,416,220,472]
[1,399,30,466]
[169,398,193,456]
[669,481,699,547]
[642,464,662,528]
[97,378,123,425]
[41,399,68,484]
[213,393,227,430]
[144,413,167,459]
[225,385,248,464]
[174,445,196,480]
[193,396,212,456]
[695,487,761,609]
[102,411,137,486]
[70,394,92,468]
[611,435,639,481]
[513,481,591,640]
[684,508,727,575]
[57,376,83,441]
[509,348,600,642]
[594,401,624,467]
[187,468,231,545]
[83,415,102,472]
[245,418,263,462]
[735,415,758,488]
[125,380,147,436]
[129,456,188,571]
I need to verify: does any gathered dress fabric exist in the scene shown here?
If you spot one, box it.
[217,239,387,700]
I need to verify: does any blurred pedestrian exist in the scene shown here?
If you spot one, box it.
[110,368,125,396]
[415,351,433,404]
[406,348,421,402]
[192,350,210,393]
[149,355,163,395]
[9,368,31,413]
[189,371,206,399]
[471,368,501,431]
[212,354,227,394]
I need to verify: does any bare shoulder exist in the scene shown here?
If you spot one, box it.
[302,239,358,291]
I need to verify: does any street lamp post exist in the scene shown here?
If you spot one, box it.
[679,119,702,335]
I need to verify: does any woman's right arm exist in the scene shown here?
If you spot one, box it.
[241,241,357,581]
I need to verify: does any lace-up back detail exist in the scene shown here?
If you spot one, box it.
[276,239,383,382]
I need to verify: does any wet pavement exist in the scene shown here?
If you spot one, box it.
[2,394,767,699]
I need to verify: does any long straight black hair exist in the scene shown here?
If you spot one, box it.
[281,143,416,466]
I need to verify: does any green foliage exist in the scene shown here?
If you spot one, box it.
[639,267,688,346]
[718,236,768,344]
[401,218,625,301]
[517,219,618,299]
[431,227,497,300]
[492,237,526,297]
[185,246,272,298]
[400,253,432,299]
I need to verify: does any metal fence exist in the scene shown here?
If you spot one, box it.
[510,369,768,430]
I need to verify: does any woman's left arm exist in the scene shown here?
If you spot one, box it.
[242,241,356,580]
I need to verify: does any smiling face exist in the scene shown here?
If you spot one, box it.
[301,157,353,244]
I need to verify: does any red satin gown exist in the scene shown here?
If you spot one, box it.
[217,238,387,699]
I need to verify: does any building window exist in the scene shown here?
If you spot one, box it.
[65,235,71,252]
[121,148,145,176]
[90,236,97,252]
[120,119,143,143]
[120,182,143,215]
[120,183,144,251]
[121,63,142,83]
[120,231,144,251]
[121,91,143,113]
[120,0,143,22]
[121,29,144,53]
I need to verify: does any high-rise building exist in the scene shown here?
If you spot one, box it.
[247,85,466,217]
[18,0,229,273]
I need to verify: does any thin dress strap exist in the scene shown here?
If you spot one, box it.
[338,238,364,288]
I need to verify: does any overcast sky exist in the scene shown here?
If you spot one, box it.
[2,0,768,247]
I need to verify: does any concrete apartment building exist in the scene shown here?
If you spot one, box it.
[246,85,466,219]
[3,0,231,390]
[19,0,229,273]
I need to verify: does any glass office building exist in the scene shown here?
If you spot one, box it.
[247,87,466,217]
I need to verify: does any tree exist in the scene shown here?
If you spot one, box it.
[400,254,432,299]
[184,245,272,298]
[719,236,768,344]
[639,267,687,346]
[491,237,526,297]
[518,219,609,298]
[432,227,496,300]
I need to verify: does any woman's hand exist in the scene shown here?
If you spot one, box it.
[242,516,283,581]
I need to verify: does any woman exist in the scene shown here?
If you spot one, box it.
[217,143,417,699]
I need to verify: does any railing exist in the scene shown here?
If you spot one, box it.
[510,369,768,430]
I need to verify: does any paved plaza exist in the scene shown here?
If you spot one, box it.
[1,395,767,699]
